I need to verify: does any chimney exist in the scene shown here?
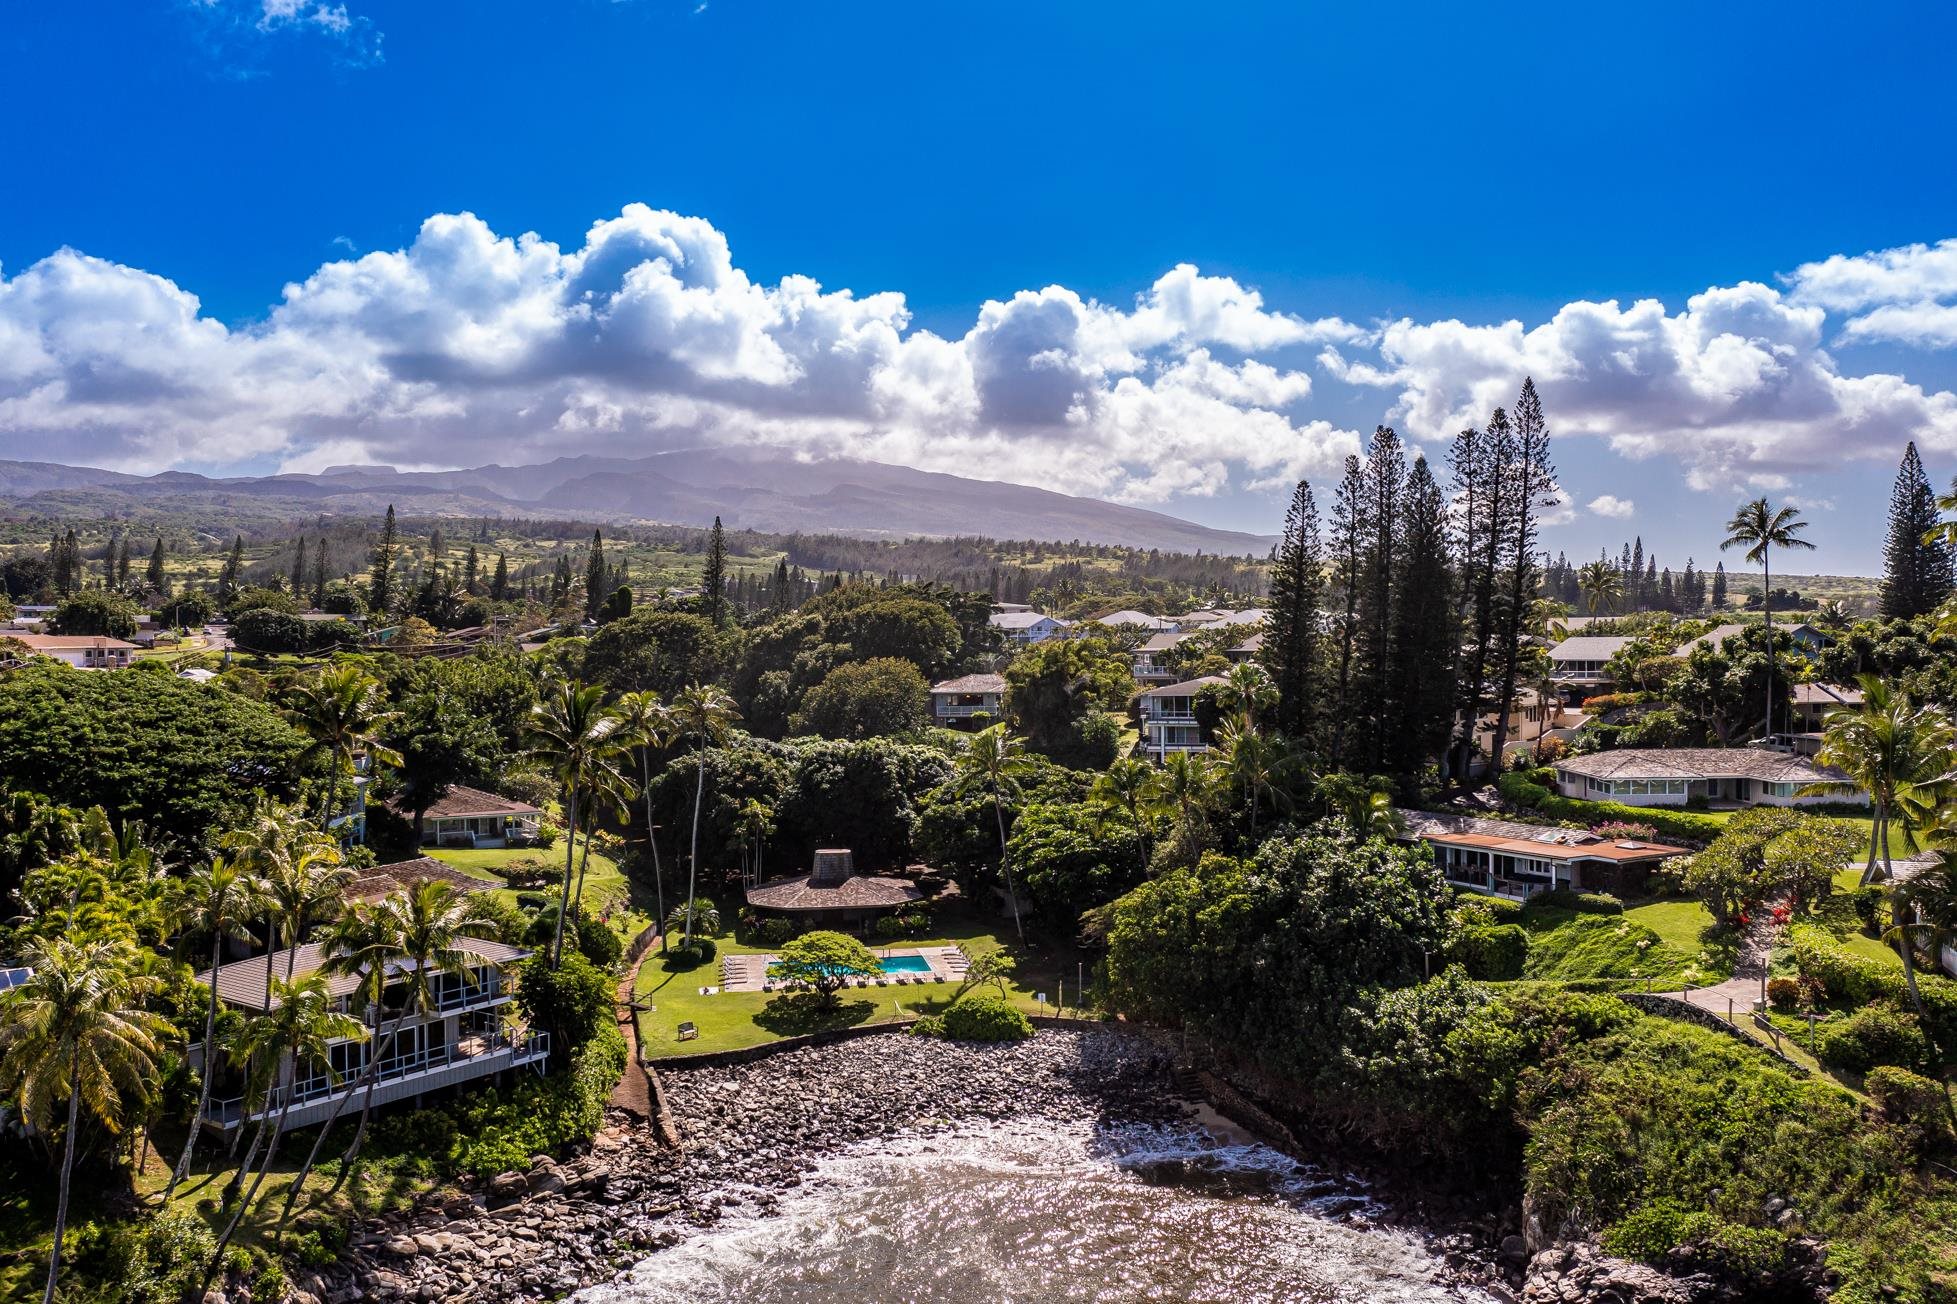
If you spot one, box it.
[810,849,854,886]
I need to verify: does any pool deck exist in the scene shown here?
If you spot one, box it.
[715,944,969,994]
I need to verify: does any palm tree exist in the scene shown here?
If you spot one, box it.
[1721,498,1816,737]
[1814,599,1852,630]
[1216,662,1277,728]
[523,679,630,967]
[163,856,266,1201]
[1214,719,1292,836]
[1154,749,1220,828]
[614,690,674,951]
[669,683,741,947]
[1091,758,1157,857]
[735,798,774,886]
[1803,676,1955,885]
[0,938,173,1304]
[282,664,402,837]
[1315,772,1404,839]
[222,801,346,1006]
[1576,559,1623,616]
[310,880,502,1191]
[200,973,364,1292]
[953,723,1034,940]
[664,899,722,939]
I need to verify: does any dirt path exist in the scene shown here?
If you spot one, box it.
[608,933,660,1120]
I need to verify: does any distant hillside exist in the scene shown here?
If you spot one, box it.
[0,448,1274,555]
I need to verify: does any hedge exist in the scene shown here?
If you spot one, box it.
[1791,923,1957,1049]
[1816,1006,1930,1074]
[1526,888,1625,916]
[1497,772,1728,845]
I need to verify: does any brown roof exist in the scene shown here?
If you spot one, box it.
[196,937,529,1012]
[345,857,496,903]
[1552,747,1849,785]
[9,634,137,651]
[931,673,1007,694]
[745,872,924,913]
[1398,808,1687,864]
[387,784,542,820]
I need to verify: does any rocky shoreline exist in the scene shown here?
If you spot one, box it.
[290,1026,1768,1304]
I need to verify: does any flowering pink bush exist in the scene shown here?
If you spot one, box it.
[1591,820,1660,841]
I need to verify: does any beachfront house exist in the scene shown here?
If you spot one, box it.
[1139,675,1224,761]
[1398,808,1686,900]
[1550,748,1864,808]
[191,865,544,1133]
[930,672,1006,727]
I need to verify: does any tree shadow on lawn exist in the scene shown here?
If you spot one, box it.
[754,994,877,1037]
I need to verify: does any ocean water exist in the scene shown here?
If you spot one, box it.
[576,1117,1492,1304]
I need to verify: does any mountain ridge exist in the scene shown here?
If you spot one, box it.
[0,449,1275,554]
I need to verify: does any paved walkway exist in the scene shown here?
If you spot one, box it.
[1661,896,1782,1029]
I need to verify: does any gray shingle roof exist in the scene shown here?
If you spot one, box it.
[196,938,529,1012]
[1548,636,1634,661]
[745,873,924,913]
[931,673,1006,694]
[1553,747,1850,785]
[1141,674,1227,697]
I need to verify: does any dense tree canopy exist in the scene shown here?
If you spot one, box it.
[582,610,735,697]
[789,657,931,739]
[0,661,315,848]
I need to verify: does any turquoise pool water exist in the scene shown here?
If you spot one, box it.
[878,954,931,974]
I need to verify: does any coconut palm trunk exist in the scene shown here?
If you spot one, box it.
[164,932,226,1200]
[1761,551,1774,737]
[203,1074,299,1297]
[640,748,667,954]
[332,1003,413,1184]
[43,1056,81,1304]
[992,794,1024,940]
[551,771,580,967]
[685,749,705,945]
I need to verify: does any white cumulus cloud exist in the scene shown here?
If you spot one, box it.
[0,206,1357,503]
[1588,494,1636,519]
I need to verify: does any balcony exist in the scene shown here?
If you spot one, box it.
[933,701,999,719]
[202,1028,549,1130]
[365,976,508,1025]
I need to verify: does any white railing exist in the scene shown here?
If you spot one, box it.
[203,1029,548,1125]
[365,977,506,1024]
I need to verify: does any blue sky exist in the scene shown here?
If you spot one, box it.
[4,2,1957,575]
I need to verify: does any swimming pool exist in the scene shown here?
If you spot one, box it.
[877,954,932,974]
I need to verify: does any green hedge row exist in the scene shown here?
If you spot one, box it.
[1497,772,1728,846]
[1791,924,1957,1049]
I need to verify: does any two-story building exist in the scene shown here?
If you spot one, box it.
[192,876,546,1133]
[929,673,1006,728]
[1139,675,1225,761]
[1130,632,1189,685]
[1546,635,1633,695]
[989,610,1068,645]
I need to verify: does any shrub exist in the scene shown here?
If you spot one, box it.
[1496,771,1727,845]
[1844,885,1882,935]
[1602,1205,1789,1278]
[1817,1005,1930,1074]
[1766,976,1805,1011]
[759,917,795,945]
[908,1013,946,1037]
[1528,888,1624,916]
[934,994,1033,1042]
[1792,923,1957,1047]
[515,951,612,1057]
[93,1207,217,1303]
[448,1021,626,1177]
[683,935,717,964]
[1455,891,1523,920]
[1866,1066,1952,1147]
[1591,820,1659,842]
[1447,922,1528,980]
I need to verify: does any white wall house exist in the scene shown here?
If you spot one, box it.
[4,633,136,669]
[1546,635,1633,689]
[989,611,1068,644]
[1130,631,1188,685]
[1551,748,1864,808]
[1139,675,1224,761]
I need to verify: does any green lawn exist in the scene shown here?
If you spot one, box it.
[427,838,649,939]
[1835,929,1904,969]
[631,914,1090,1058]
[1623,898,1719,952]
[1516,897,1732,984]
